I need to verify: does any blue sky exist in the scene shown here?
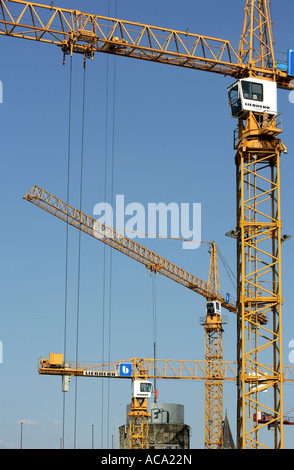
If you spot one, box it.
[1,0,294,449]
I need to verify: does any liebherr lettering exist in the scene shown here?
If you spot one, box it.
[83,371,118,377]
[244,102,270,110]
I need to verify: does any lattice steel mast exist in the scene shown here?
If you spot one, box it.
[235,0,286,449]
[202,243,225,448]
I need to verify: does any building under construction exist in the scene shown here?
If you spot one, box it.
[119,403,190,449]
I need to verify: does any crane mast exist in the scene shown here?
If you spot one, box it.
[202,243,225,448]
[0,0,291,449]
[235,101,285,449]
[234,0,286,449]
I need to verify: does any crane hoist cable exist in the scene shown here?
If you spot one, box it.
[101,0,118,448]
[152,272,158,402]
[101,9,111,447]
[101,53,108,449]
[73,59,87,450]
[62,53,73,450]
[106,48,117,450]
[215,245,237,293]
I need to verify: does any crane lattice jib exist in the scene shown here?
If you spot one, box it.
[0,0,292,89]
[23,185,237,313]
[37,356,294,383]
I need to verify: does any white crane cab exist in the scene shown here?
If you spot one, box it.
[228,77,277,118]
[132,380,153,399]
[206,300,221,316]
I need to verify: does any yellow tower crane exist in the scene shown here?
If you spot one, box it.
[38,354,237,449]
[23,185,234,448]
[2,0,293,449]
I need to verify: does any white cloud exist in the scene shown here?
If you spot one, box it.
[0,437,18,449]
[17,419,38,426]
[53,420,61,426]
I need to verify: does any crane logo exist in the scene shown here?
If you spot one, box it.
[93,196,201,250]
[288,80,294,104]
[119,363,132,376]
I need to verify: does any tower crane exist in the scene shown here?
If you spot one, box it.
[24,185,234,449]
[2,0,293,448]
[38,353,238,449]
[37,353,294,449]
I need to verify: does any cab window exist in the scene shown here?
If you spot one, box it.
[242,81,263,101]
[206,302,215,314]
[228,84,239,104]
[140,382,152,392]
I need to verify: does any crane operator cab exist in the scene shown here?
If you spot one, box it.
[205,300,222,327]
[132,380,153,399]
[228,77,277,119]
[206,300,221,316]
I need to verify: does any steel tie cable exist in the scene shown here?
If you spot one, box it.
[74,60,87,450]
[62,53,73,450]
